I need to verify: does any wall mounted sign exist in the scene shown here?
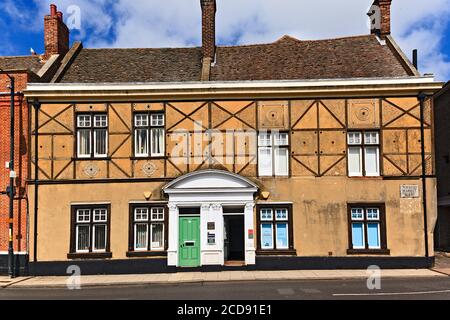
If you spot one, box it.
[248,229,254,239]
[207,222,215,231]
[207,232,215,245]
[400,185,419,198]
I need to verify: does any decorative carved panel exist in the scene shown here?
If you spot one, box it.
[258,101,289,129]
[348,99,380,129]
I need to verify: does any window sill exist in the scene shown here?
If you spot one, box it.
[348,176,383,180]
[72,157,112,161]
[67,252,112,259]
[130,156,166,161]
[126,251,167,258]
[256,249,297,256]
[347,249,390,255]
[258,176,290,179]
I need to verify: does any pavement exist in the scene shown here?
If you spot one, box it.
[0,268,445,289]
[432,251,450,276]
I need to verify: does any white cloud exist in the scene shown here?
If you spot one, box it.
[25,0,450,81]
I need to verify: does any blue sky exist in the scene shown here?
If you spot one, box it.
[1,0,449,81]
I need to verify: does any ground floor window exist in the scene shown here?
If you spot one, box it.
[129,204,168,254]
[347,204,389,254]
[70,204,111,256]
[256,204,295,254]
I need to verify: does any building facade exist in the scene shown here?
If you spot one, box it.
[24,0,443,275]
[0,4,69,274]
[434,81,450,251]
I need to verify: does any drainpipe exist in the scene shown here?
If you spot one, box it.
[418,92,429,258]
[33,100,40,263]
[8,76,15,278]
[1,69,17,278]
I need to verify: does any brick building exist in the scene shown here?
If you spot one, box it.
[0,4,69,274]
[434,81,450,251]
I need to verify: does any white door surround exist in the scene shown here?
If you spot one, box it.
[163,170,258,267]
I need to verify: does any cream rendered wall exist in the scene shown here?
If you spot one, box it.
[28,177,437,262]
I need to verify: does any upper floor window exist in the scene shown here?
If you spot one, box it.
[258,131,289,177]
[134,113,165,157]
[77,114,108,158]
[347,131,380,177]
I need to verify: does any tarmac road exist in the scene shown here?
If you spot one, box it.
[1,276,450,300]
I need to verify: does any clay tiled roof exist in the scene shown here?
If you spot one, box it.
[211,35,411,81]
[59,47,203,83]
[0,55,44,73]
[58,34,413,83]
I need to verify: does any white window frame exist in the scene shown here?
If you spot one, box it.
[77,129,92,159]
[350,207,383,250]
[150,223,165,251]
[275,222,289,249]
[93,208,108,222]
[260,208,273,221]
[347,131,380,177]
[77,114,108,159]
[134,113,165,158]
[135,208,149,222]
[76,209,91,223]
[93,115,108,158]
[134,114,150,157]
[367,222,381,249]
[258,131,289,177]
[275,208,288,221]
[351,222,366,249]
[348,146,363,177]
[135,128,150,157]
[132,205,166,252]
[92,224,107,253]
[151,114,165,127]
[150,127,165,157]
[260,223,274,250]
[151,207,165,221]
[134,223,149,251]
[75,225,90,253]
[73,206,109,254]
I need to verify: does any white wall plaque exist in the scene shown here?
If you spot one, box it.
[400,185,419,198]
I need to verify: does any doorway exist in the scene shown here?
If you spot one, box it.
[224,215,245,262]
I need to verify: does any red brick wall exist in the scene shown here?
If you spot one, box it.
[201,0,216,60]
[379,0,392,37]
[0,73,29,253]
[44,13,69,59]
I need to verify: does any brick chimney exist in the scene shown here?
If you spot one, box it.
[44,4,70,59]
[367,0,392,38]
[200,0,216,61]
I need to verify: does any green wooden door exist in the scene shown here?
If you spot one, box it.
[179,217,201,267]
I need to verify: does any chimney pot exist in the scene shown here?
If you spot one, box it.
[44,5,70,59]
[50,4,57,17]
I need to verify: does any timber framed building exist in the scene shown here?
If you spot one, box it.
[23,0,443,275]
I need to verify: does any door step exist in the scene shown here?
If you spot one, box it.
[224,261,245,267]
